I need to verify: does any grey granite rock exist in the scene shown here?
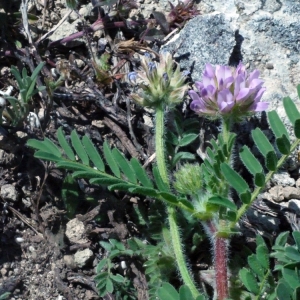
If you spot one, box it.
[163,0,300,109]
[162,13,236,81]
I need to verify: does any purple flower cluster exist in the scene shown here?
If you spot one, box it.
[189,62,268,119]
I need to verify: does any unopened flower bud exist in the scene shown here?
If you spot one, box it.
[173,164,203,195]
[130,51,189,108]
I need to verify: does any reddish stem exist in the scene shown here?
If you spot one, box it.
[214,236,228,300]
[204,220,229,300]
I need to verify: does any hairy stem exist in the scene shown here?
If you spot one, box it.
[155,103,200,298]
[205,220,229,300]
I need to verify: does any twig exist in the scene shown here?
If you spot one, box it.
[102,117,139,158]
[7,205,43,237]
[114,80,145,159]
[37,9,72,45]
[20,0,33,45]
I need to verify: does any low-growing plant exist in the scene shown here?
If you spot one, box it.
[27,52,300,299]
[3,62,45,126]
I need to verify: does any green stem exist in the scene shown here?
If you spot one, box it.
[155,103,169,187]
[155,103,200,298]
[222,117,232,146]
[168,205,200,297]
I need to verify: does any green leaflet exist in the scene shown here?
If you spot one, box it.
[82,136,105,171]
[284,246,300,262]
[130,158,153,188]
[153,166,169,192]
[254,173,265,187]
[34,151,62,162]
[96,258,108,272]
[90,177,124,186]
[56,161,92,172]
[239,268,260,294]
[293,232,300,250]
[248,254,265,277]
[256,244,269,270]
[57,127,75,161]
[179,285,193,300]
[276,135,290,155]
[297,84,300,98]
[252,128,274,157]
[27,137,61,158]
[108,183,135,192]
[282,268,300,290]
[128,186,158,198]
[103,141,120,178]
[178,198,195,211]
[276,282,292,300]
[157,283,179,300]
[112,148,137,183]
[283,96,300,127]
[72,171,105,179]
[71,130,89,165]
[177,133,198,147]
[266,151,278,171]
[206,195,237,212]
[220,163,250,194]
[268,110,290,141]
[275,231,289,247]
[158,192,178,205]
[172,152,195,166]
[239,145,263,176]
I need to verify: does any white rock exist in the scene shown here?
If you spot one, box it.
[65,218,88,244]
[74,249,94,268]
[1,184,18,202]
[271,172,295,187]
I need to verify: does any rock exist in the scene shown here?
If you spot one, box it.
[268,185,300,202]
[288,199,300,214]
[271,172,295,187]
[63,255,77,269]
[74,249,94,268]
[247,207,280,232]
[282,186,300,200]
[0,268,7,276]
[65,218,88,244]
[295,178,300,188]
[0,184,18,202]
[162,13,235,81]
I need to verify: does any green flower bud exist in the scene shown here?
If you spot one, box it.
[173,164,203,195]
[130,51,189,108]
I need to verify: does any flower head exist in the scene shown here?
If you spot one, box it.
[130,51,189,108]
[189,62,268,120]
